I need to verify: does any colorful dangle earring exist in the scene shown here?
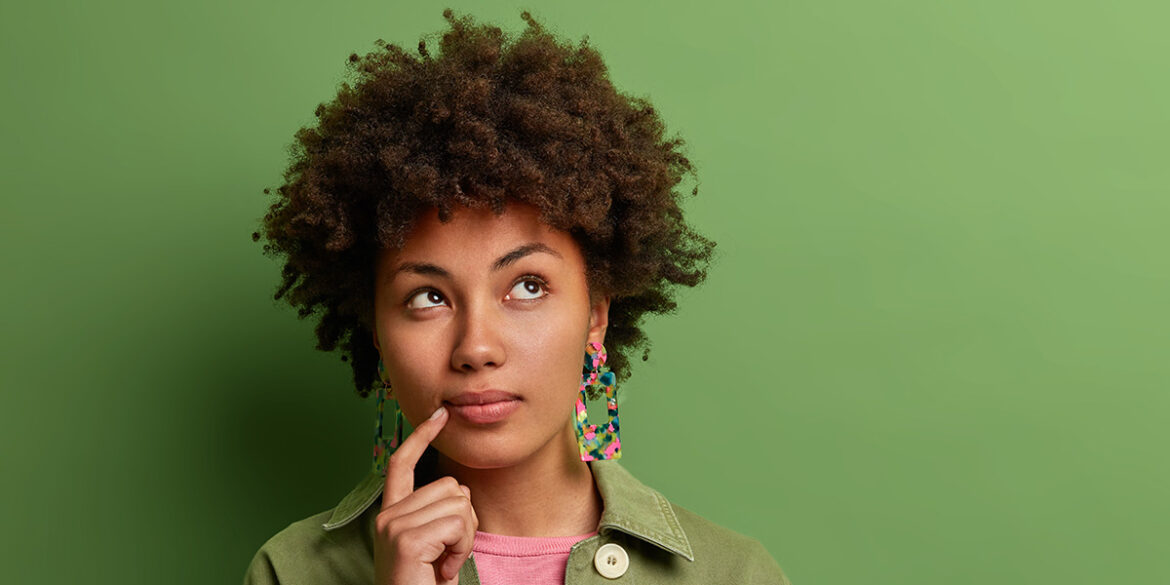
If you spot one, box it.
[575,341,622,461]
[373,359,404,476]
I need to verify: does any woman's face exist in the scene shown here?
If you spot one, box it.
[373,202,609,469]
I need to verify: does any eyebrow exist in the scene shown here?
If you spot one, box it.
[388,242,562,282]
[492,242,562,271]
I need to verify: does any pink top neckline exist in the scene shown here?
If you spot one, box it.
[472,530,598,557]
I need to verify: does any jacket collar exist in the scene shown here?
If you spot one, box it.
[321,454,694,562]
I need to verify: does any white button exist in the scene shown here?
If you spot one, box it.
[593,543,629,579]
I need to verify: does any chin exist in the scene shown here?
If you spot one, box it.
[436,441,529,470]
[434,426,564,470]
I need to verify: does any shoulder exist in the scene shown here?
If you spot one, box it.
[589,460,791,584]
[244,471,388,584]
[243,508,374,585]
[669,501,792,585]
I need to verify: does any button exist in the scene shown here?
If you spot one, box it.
[593,543,629,579]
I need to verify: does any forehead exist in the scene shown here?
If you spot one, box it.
[377,203,583,275]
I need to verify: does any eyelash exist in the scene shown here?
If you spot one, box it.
[510,274,550,300]
[403,274,550,309]
[403,287,444,310]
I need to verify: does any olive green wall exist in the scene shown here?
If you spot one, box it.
[3,1,1167,583]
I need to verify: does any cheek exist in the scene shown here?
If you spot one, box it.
[378,325,446,403]
[386,336,441,381]
[509,310,588,395]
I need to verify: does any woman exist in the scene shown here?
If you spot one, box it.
[245,10,790,585]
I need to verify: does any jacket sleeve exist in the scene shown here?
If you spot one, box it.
[242,548,280,585]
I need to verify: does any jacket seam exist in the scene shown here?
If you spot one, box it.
[654,490,693,559]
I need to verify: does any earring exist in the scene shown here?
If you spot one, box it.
[575,341,621,461]
[373,359,404,476]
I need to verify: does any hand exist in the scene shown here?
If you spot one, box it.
[374,406,479,585]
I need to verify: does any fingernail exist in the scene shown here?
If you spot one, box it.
[460,485,471,498]
[429,406,447,421]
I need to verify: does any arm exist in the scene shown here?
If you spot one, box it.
[744,538,793,585]
[243,548,279,585]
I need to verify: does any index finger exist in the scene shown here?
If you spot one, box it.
[382,405,449,509]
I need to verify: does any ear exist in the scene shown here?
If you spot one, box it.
[586,295,611,347]
[372,329,382,353]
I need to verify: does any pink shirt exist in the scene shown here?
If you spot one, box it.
[471,530,597,585]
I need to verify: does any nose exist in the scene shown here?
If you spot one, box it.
[449,298,506,372]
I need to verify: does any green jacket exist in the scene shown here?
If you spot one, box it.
[244,457,791,584]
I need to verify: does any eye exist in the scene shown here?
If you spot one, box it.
[406,289,447,310]
[505,277,548,301]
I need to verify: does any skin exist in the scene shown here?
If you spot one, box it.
[372,202,610,584]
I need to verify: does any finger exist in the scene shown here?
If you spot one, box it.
[379,495,478,538]
[435,554,461,585]
[382,476,466,518]
[433,552,453,584]
[382,406,448,508]
[440,551,464,582]
[461,485,478,529]
[441,488,477,581]
[397,515,476,579]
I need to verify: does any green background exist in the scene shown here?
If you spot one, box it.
[3,1,1167,583]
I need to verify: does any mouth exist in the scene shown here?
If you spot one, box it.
[444,390,522,425]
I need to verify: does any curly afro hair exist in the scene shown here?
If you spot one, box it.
[253,9,715,397]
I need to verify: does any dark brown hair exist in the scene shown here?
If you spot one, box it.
[254,9,715,396]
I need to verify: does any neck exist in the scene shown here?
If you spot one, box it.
[436,424,602,537]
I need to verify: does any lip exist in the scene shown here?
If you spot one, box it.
[444,390,521,425]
